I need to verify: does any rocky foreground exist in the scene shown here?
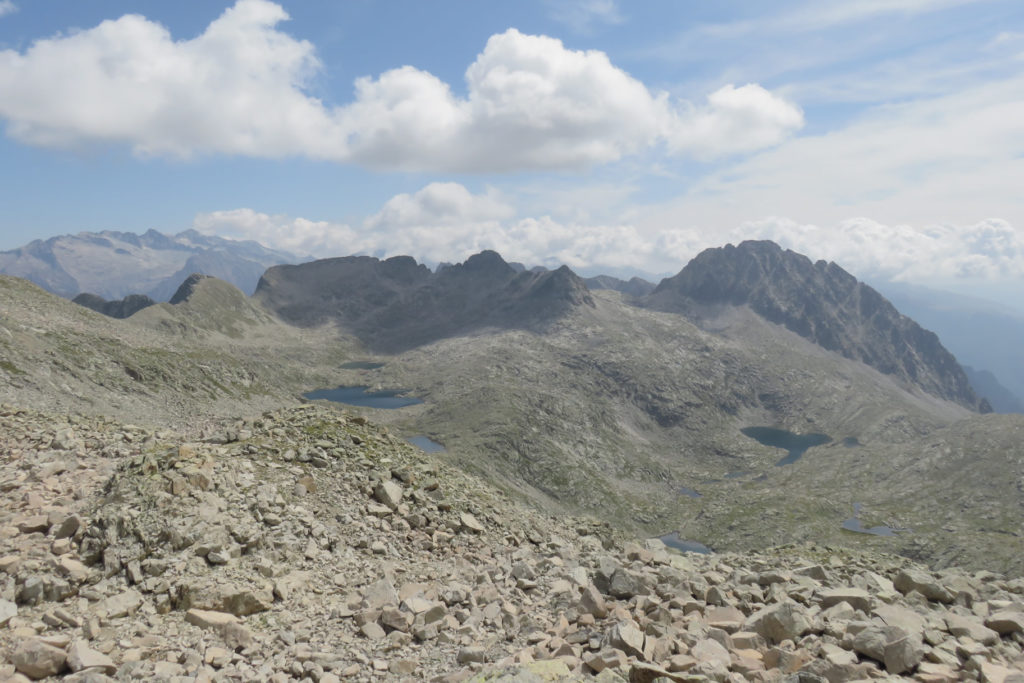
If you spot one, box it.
[0,404,1022,682]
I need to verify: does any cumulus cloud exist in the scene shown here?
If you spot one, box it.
[0,1,802,170]
[194,182,673,270]
[669,83,806,159]
[734,216,1024,282]
[193,208,359,257]
[194,181,1024,289]
[0,2,15,18]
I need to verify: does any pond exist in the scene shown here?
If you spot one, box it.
[658,532,712,554]
[340,361,385,370]
[303,385,423,409]
[841,502,901,537]
[677,486,702,498]
[741,426,832,466]
[407,436,445,453]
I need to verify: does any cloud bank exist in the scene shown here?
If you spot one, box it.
[0,2,15,19]
[0,0,802,170]
[194,182,1024,284]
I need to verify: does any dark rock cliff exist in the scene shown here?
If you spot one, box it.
[646,240,981,409]
[72,292,157,319]
[254,250,593,352]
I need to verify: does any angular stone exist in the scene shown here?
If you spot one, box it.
[985,610,1024,635]
[580,583,608,618]
[628,662,693,683]
[360,622,386,640]
[373,481,403,510]
[706,606,745,632]
[12,638,68,679]
[0,598,17,626]
[362,578,399,609]
[54,515,83,540]
[67,639,116,675]
[17,515,50,534]
[873,603,927,637]
[745,601,812,644]
[690,638,730,669]
[607,621,645,658]
[57,555,90,583]
[457,646,486,664]
[182,583,272,616]
[186,609,239,629]
[608,568,647,599]
[819,587,873,613]
[883,632,925,675]
[94,589,143,619]
[583,648,627,673]
[459,512,484,533]
[945,613,999,645]
[894,569,954,603]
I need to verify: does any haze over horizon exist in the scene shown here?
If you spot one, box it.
[1,0,1022,309]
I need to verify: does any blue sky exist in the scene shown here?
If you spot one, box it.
[0,0,1022,305]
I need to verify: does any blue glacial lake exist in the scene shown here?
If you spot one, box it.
[340,361,385,370]
[841,502,901,537]
[407,436,445,453]
[741,426,832,466]
[659,532,712,554]
[303,385,423,409]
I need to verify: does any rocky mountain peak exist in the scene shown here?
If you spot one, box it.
[648,240,981,409]
[254,251,592,352]
[168,273,214,305]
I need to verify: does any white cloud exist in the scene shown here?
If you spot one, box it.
[638,73,1024,245]
[0,1,15,19]
[0,1,802,170]
[195,180,1024,291]
[668,84,805,159]
[733,217,1024,283]
[193,208,358,257]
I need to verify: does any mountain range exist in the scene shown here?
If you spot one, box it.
[0,228,298,301]
[1,230,1022,576]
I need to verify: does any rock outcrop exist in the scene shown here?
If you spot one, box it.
[71,293,156,319]
[646,240,982,409]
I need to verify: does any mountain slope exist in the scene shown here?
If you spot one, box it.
[646,240,981,410]
[0,229,299,301]
[254,250,594,352]
[0,274,348,421]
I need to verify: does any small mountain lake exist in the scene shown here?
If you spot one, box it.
[741,426,832,466]
[677,486,702,498]
[841,502,902,537]
[407,436,444,453]
[340,361,385,370]
[303,385,423,409]
[658,532,712,554]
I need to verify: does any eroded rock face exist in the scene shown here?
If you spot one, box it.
[647,240,981,409]
[253,251,594,352]
[1,403,1022,682]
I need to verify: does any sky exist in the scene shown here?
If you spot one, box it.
[0,0,1022,307]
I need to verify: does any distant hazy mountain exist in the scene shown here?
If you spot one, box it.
[254,250,593,352]
[963,366,1024,414]
[878,282,1024,414]
[645,240,983,410]
[0,229,299,301]
[584,274,656,297]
